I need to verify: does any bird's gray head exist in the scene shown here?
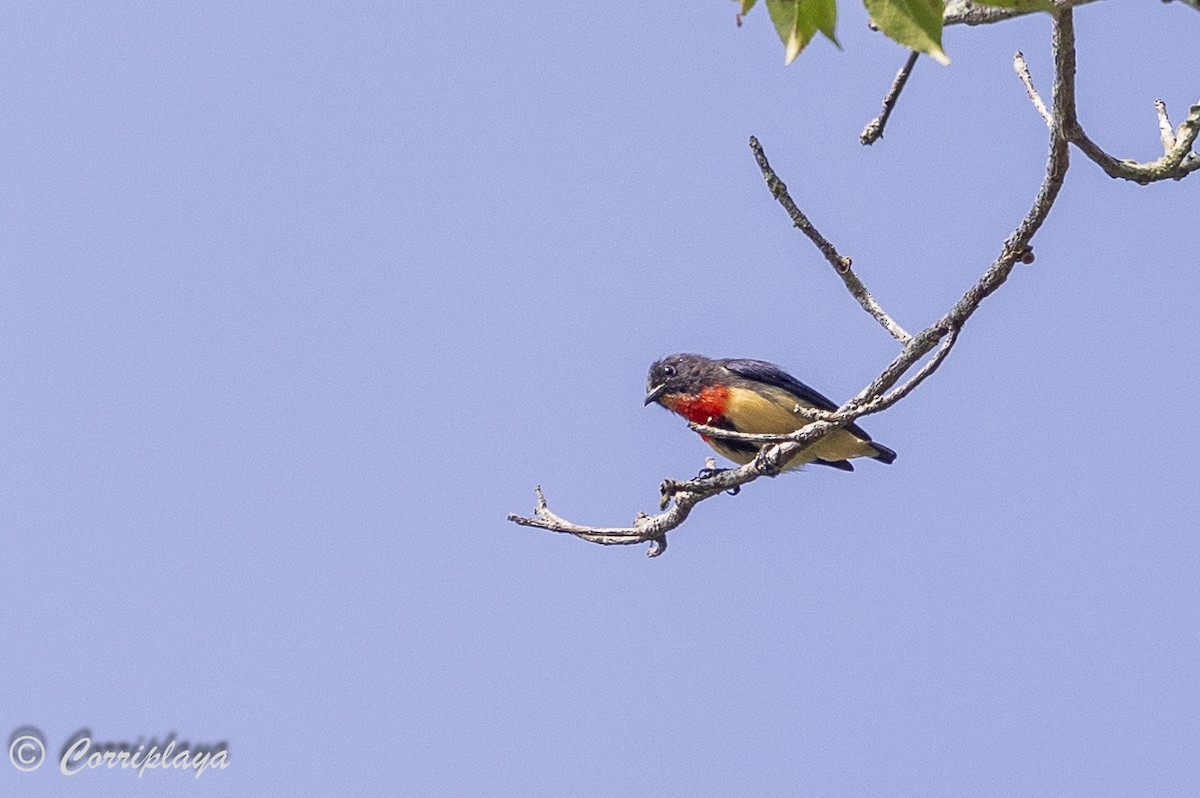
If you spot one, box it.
[644,353,713,406]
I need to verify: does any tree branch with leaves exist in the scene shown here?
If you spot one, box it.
[507,2,1198,556]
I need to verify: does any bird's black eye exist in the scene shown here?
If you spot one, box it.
[662,365,676,378]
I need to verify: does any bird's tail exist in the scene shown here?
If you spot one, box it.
[870,442,897,464]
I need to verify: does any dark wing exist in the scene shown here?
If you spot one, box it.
[720,358,875,442]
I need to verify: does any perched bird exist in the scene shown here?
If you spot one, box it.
[645,353,896,471]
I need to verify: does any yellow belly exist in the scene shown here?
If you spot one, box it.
[711,384,878,467]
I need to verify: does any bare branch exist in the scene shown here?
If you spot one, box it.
[749,136,912,344]
[511,42,1069,554]
[507,486,673,556]
[861,51,920,145]
[944,0,1101,27]
[1014,51,1052,128]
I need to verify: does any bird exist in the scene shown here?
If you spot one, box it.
[644,353,896,471]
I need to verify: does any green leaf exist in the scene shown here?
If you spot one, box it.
[766,0,813,63]
[810,0,839,46]
[766,0,839,63]
[970,0,1052,9]
[740,0,759,13]
[863,0,950,65]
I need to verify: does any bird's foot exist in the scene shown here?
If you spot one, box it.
[753,447,785,476]
[695,466,741,496]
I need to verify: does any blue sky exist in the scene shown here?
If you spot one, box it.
[2,3,1198,796]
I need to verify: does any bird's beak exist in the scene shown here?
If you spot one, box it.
[644,383,667,406]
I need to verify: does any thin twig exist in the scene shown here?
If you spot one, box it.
[1014,52,1053,127]
[861,51,920,145]
[749,137,912,344]
[1155,99,1177,152]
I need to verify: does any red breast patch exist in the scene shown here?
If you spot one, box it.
[664,384,731,425]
